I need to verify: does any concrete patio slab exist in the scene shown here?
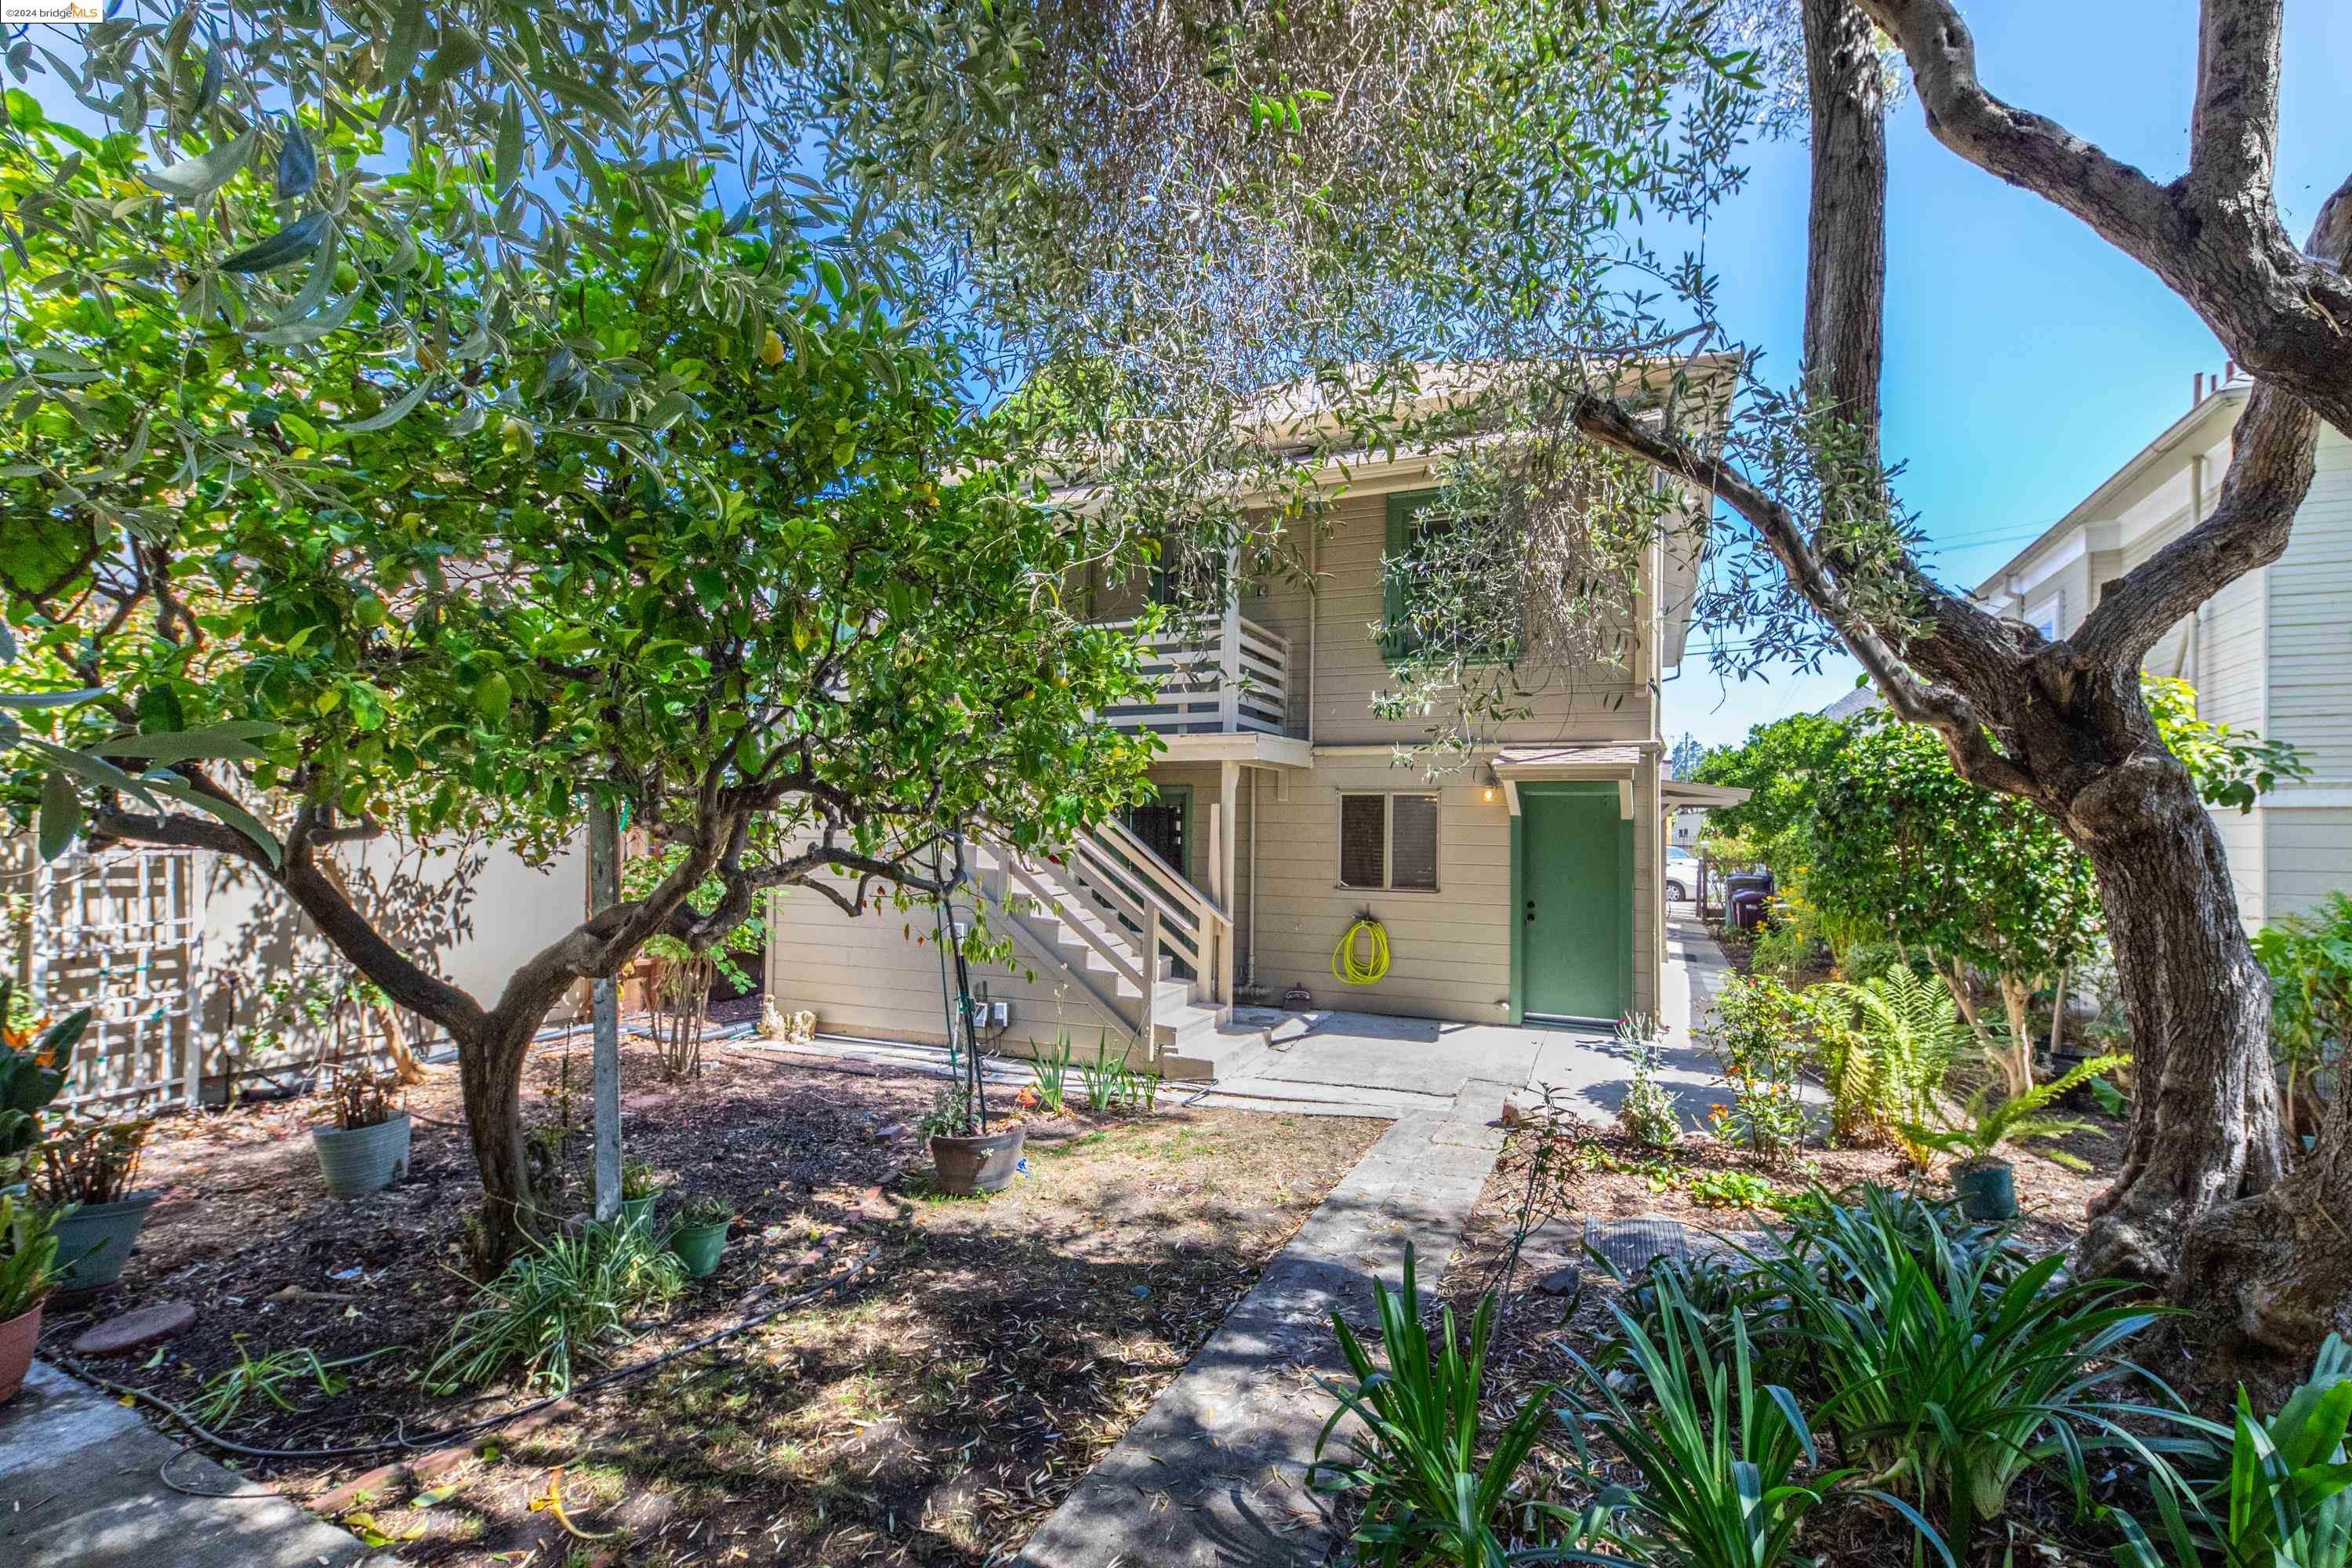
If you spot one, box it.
[0,1360,389,1568]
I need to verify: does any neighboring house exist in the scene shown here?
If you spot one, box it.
[764,374,1740,1076]
[1973,368,2352,927]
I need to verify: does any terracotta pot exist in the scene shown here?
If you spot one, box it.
[0,1300,42,1405]
[930,1127,1025,1196]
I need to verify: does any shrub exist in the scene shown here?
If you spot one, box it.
[1752,1186,2183,1544]
[428,1218,686,1393]
[0,1193,63,1322]
[1029,1028,1076,1115]
[1614,1014,1682,1149]
[1685,1168,1784,1210]
[1311,1244,1560,1567]
[1559,1272,1942,1568]
[1700,976,1810,1163]
[0,981,86,1175]
[1898,1053,2128,1173]
[1812,965,1967,1158]
[2116,1333,2352,1568]
[2251,891,2351,1144]
[31,1115,154,1206]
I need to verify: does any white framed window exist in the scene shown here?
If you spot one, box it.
[1338,792,1440,891]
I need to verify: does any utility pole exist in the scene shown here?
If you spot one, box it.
[589,799,622,1222]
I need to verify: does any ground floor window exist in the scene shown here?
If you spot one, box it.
[1339,792,1439,891]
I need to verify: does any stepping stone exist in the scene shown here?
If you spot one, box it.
[71,1300,197,1356]
[1534,1263,1581,1296]
[1581,1215,1693,1276]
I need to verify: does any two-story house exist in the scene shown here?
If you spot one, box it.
[1973,368,2352,928]
[763,373,1730,1077]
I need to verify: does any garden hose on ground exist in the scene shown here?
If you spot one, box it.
[1331,916,1392,985]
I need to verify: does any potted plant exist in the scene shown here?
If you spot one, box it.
[1900,1054,2126,1221]
[33,1116,159,1292]
[667,1192,735,1278]
[619,1160,660,1228]
[0,980,88,1196]
[0,1193,63,1403]
[311,1066,411,1198]
[920,1086,1025,1196]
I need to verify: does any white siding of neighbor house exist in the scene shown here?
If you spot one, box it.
[1990,412,2352,930]
[2261,424,2352,920]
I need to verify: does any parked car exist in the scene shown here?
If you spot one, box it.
[1664,847,1704,904]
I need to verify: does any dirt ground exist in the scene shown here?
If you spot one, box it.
[42,1036,1384,1566]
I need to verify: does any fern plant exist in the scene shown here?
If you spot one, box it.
[1815,966,1969,1162]
[1899,1054,2128,1172]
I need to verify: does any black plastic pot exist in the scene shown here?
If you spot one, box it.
[1952,1159,2017,1222]
[931,1127,1025,1196]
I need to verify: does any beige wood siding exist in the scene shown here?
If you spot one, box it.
[1243,756,1659,1023]
[2267,807,2352,920]
[763,879,1138,1062]
[1250,491,1650,749]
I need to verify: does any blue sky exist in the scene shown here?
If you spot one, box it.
[1664,0,2352,750]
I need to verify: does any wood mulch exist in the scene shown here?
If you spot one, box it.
[42,1036,1384,1566]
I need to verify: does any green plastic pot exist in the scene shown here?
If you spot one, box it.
[670,1220,729,1278]
[619,1194,657,1229]
[1953,1159,2017,1222]
[312,1113,411,1199]
[52,1189,162,1292]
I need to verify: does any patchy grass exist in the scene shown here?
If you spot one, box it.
[61,1037,1381,1566]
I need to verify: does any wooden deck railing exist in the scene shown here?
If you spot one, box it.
[1096,608,1292,737]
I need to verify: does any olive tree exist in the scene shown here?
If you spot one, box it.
[827,0,2352,1358]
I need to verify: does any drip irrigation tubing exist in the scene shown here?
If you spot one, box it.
[59,1244,880,1464]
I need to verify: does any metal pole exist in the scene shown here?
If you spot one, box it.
[589,800,622,1222]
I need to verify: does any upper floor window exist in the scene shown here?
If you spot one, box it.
[1340,791,1440,891]
[1381,489,1516,666]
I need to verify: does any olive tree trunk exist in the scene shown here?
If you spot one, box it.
[2069,750,2290,1289]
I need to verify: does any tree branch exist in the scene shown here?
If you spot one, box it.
[1862,0,2352,437]
[1856,0,2183,263]
[2189,0,2286,203]
[2069,381,2317,670]
[1570,394,2032,797]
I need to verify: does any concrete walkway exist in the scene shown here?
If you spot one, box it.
[1015,1087,1511,1568]
[1009,920,1757,1567]
[0,1361,387,1568]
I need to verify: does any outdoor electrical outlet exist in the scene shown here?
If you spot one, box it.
[992,1001,1011,1025]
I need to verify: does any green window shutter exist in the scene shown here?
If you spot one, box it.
[1382,490,1436,664]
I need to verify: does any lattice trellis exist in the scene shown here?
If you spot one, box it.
[14,847,202,1112]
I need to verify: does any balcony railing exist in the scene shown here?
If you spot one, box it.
[1098,611,1294,736]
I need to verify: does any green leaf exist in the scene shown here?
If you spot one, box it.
[252,289,361,348]
[342,379,434,432]
[220,212,332,273]
[38,768,81,861]
[495,92,523,191]
[472,670,512,721]
[423,26,485,89]
[143,128,256,203]
[379,0,428,85]
[274,118,318,199]
[98,720,281,765]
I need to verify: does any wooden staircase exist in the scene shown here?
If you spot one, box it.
[969,818,1237,1077]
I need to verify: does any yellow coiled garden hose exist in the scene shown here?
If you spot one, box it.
[1331,916,1392,985]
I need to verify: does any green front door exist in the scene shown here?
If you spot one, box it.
[1519,783,1631,1021]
